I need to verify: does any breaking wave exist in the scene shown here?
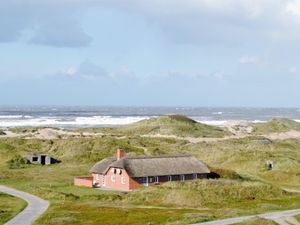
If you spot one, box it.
[0,116,150,128]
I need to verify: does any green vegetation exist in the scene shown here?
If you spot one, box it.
[115,115,230,137]
[0,130,6,135]
[80,115,230,138]
[252,118,300,134]
[0,192,27,224]
[9,127,40,134]
[187,137,300,188]
[7,154,28,169]
[296,214,300,222]
[122,179,293,208]
[0,116,299,224]
[233,217,278,225]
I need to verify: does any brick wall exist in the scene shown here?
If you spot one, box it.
[87,171,209,190]
[103,167,131,191]
[74,176,93,187]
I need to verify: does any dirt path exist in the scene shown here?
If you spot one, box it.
[191,189,300,225]
[142,130,300,143]
[0,185,49,225]
[191,208,300,225]
[2,127,300,143]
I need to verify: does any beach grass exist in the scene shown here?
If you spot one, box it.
[0,192,27,224]
[252,118,300,134]
[77,115,230,138]
[0,133,299,224]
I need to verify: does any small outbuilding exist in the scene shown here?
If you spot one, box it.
[252,138,272,144]
[26,154,59,165]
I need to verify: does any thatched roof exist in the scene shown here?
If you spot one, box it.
[90,155,210,177]
[90,157,116,174]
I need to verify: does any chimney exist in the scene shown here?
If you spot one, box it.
[116,148,125,160]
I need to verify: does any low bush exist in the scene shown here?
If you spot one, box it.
[7,155,28,169]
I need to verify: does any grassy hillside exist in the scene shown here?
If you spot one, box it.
[252,118,300,134]
[109,115,230,138]
[0,192,27,224]
[123,179,288,208]
[296,214,300,222]
[187,137,300,188]
[0,133,299,224]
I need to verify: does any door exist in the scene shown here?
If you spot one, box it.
[143,177,148,187]
[41,155,46,165]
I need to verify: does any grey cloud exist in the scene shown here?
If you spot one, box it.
[239,55,259,64]
[2,0,299,47]
[29,20,92,47]
[93,0,300,45]
[78,60,108,78]
[58,60,108,79]
[0,1,92,47]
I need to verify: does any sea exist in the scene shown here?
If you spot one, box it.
[0,106,300,128]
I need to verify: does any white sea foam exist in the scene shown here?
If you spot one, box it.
[197,120,228,126]
[1,115,300,128]
[0,115,31,119]
[252,120,266,123]
[0,116,149,128]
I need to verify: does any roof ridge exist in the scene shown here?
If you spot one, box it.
[122,154,193,160]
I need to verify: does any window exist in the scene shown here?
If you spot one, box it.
[113,168,117,174]
[121,177,126,184]
[32,157,38,162]
[111,175,116,182]
[180,175,185,181]
[193,174,197,180]
[96,174,100,180]
[102,175,106,186]
[154,176,159,183]
[167,175,172,181]
[149,177,152,183]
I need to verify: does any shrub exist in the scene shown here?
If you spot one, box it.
[208,167,242,180]
[7,155,28,169]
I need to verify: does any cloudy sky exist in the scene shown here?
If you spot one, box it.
[1,0,300,107]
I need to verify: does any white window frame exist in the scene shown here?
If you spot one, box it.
[167,175,172,181]
[193,174,197,180]
[154,176,159,183]
[111,175,116,183]
[121,177,126,184]
[143,177,148,187]
[96,174,100,180]
[180,175,185,181]
[102,175,106,187]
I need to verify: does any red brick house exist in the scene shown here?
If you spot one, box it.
[74,149,210,191]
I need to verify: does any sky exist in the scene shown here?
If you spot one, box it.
[1,0,300,107]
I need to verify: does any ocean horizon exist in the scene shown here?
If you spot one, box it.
[0,106,300,128]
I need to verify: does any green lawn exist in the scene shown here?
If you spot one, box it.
[0,192,27,224]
